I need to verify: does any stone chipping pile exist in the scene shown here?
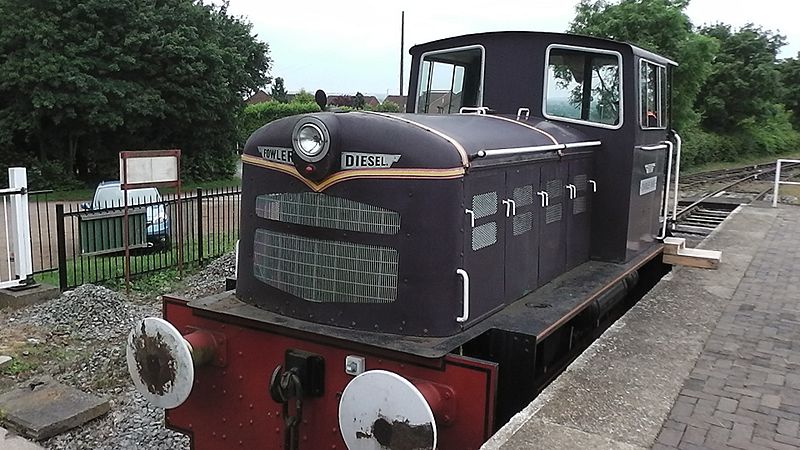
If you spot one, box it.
[3,252,236,449]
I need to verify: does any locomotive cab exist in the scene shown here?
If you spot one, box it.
[127,31,679,450]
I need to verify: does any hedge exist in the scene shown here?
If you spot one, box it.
[237,101,320,144]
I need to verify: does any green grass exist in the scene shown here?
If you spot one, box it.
[0,343,70,377]
[41,177,241,202]
[683,150,800,175]
[36,232,236,292]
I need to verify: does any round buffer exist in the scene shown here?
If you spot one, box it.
[339,370,437,450]
[126,317,194,409]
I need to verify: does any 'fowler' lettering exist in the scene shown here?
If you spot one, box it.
[257,146,293,164]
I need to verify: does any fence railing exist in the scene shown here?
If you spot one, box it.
[772,159,800,207]
[52,186,240,290]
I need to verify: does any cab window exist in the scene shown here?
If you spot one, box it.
[545,46,622,127]
[640,60,668,129]
[416,46,483,114]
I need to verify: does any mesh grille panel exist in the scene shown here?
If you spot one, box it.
[253,229,398,303]
[574,174,588,192]
[545,204,562,224]
[573,196,587,215]
[513,212,533,236]
[472,192,498,219]
[256,193,400,235]
[546,179,563,199]
[513,185,534,207]
[472,222,497,250]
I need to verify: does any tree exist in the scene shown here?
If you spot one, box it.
[353,92,366,110]
[570,0,718,130]
[292,89,315,104]
[270,77,288,103]
[695,24,785,131]
[370,101,401,112]
[0,0,271,184]
[779,54,800,128]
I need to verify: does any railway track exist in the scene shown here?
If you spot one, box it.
[671,161,800,241]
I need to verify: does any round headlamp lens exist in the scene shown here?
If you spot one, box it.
[298,124,324,156]
[292,117,331,163]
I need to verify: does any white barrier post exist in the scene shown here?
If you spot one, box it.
[773,160,782,208]
[8,167,32,283]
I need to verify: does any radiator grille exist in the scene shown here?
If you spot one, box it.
[545,204,563,224]
[574,174,588,192]
[573,196,587,215]
[253,229,398,303]
[513,212,533,236]
[256,192,400,235]
[472,192,498,219]
[513,185,534,207]
[472,222,497,250]
[546,179,563,199]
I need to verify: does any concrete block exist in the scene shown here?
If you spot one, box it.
[0,284,59,310]
[0,379,110,440]
[0,426,45,450]
[0,355,12,370]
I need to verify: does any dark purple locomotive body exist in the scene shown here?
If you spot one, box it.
[128,31,680,450]
[237,111,599,337]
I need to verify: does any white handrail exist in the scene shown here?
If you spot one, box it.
[657,141,674,240]
[772,159,800,207]
[671,133,682,223]
[456,269,470,323]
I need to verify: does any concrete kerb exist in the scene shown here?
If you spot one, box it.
[482,205,779,449]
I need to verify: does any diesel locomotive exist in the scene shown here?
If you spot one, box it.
[127,31,680,449]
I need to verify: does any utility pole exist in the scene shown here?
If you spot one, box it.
[400,11,405,96]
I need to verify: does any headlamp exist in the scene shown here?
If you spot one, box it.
[292,117,330,162]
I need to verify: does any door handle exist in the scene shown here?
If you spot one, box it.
[588,180,597,192]
[465,209,475,227]
[537,191,549,207]
[502,199,517,217]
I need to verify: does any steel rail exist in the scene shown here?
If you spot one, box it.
[675,162,800,221]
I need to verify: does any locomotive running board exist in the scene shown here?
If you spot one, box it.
[662,237,722,269]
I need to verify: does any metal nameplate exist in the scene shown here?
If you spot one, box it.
[257,146,294,164]
[341,152,401,169]
[639,176,657,195]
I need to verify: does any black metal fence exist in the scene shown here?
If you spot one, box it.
[41,187,241,290]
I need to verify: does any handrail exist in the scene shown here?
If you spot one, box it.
[474,140,602,159]
[671,133,682,223]
[772,159,800,207]
[456,269,470,323]
[656,140,674,240]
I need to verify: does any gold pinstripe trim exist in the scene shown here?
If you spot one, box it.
[241,154,464,192]
[478,114,560,145]
[360,111,471,167]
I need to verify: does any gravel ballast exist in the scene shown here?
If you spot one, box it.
[0,252,236,449]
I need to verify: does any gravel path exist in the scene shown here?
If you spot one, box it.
[0,252,236,450]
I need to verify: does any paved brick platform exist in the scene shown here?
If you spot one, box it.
[655,205,800,450]
[483,204,798,450]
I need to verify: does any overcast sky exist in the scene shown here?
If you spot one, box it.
[223,0,799,97]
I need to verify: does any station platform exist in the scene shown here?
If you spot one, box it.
[482,203,800,450]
